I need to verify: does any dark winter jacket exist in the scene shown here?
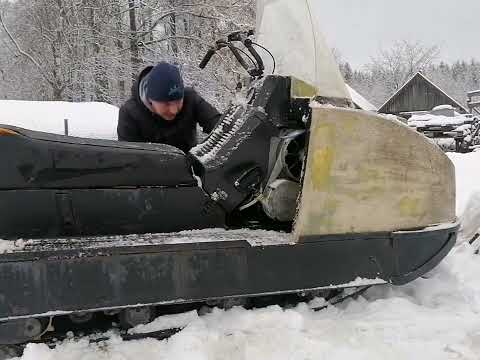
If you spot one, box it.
[117,66,221,152]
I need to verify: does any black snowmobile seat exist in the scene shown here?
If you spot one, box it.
[0,125,197,189]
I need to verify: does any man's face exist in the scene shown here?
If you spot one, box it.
[150,98,184,121]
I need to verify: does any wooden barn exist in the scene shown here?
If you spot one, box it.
[379,72,468,117]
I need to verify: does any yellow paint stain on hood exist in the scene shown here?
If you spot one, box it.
[399,196,427,219]
[309,123,336,191]
[311,147,334,190]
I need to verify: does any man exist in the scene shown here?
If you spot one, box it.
[117,62,221,152]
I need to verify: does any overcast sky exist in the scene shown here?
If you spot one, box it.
[314,0,480,69]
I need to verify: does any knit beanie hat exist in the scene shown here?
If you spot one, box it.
[146,62,185,102]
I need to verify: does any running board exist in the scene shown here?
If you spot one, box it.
[0,223,457,322]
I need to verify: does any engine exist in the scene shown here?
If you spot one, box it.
[190,75,310,223]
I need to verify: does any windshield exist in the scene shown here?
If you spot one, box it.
[256,0,350,101]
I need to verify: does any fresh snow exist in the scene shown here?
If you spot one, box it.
[448,151,480,216]
[433,104,456,112]
[337,276,386,287]
[408,113,473,128]
[10,229,293,254]
[128,311,199,335]
[0,239,26,254]
[0,100,118,140]
[11,150,480,360]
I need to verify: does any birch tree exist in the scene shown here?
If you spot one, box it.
[0,0,256,108]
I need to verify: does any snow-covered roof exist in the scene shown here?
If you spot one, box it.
[432,104,455,111]
[379,72,469,114]
[346,84,377,111]
[408,113,472,127]
[0,100,119,140]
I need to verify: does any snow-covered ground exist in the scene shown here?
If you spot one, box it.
[14,150,480,360]
[0,100,118,140]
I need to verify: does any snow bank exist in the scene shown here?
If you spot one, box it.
[0,100,118,140]
[448,151,480,244]
[448,151,480,217]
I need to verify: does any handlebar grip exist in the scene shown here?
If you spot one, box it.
[245,41,264,71]
[199,48,216,69]
[229,45,250,71]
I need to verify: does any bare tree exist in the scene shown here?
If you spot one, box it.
[0,0,256,108]
[369,40,440,95]
[0,1,67,99]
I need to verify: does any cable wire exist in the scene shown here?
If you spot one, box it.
[228,44,258,72]
[251,42,276,74]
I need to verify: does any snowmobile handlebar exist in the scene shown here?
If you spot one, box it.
[199,41,250,71]
[199,30,265,78]
[227,30,265,73]
[199,49,216,69]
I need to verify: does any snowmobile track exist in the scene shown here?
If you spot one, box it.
[0,286,371,359]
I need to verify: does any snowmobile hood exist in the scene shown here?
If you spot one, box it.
[256,0,351,102]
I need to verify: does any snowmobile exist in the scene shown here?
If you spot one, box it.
[0,0,458,349]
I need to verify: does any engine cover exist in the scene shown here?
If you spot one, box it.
[190,105,278,212]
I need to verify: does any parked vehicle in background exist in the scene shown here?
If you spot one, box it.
[408,104,480,152]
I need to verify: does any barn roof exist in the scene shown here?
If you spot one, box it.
[379,72,469,114]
